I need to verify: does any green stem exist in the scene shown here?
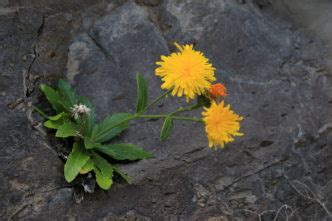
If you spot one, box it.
[141,90,171,113]
[93,112,203,141]
[32,105,49,119]
[138,114,204,123]
[93,103,202,141]
[169,103,200,116]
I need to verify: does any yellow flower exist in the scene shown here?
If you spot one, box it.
[202,101,243,149]
[155,43,216,102]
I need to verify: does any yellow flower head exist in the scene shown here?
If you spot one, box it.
[155,43,216,102]
[202,101,243,149]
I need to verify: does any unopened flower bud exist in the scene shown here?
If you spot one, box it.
[208,83,227,98]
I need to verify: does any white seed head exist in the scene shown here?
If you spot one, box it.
[71,104,91,119]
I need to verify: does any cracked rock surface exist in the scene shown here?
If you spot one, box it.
[0,0,331,220]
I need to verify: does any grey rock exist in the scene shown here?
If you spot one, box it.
[48,188,73,209]
[69,1,169,117]
[0,0,331,220]
[214,177,233,191]
[0,7,65,220]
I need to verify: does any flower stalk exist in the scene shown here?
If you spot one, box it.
[140,89,171,113]
[137,114,204,123]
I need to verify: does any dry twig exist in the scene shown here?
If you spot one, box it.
[284,174,331,217]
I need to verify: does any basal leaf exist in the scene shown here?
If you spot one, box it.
[91,113,132,143]
[80,159,94,174]
[64,142,90,182]
[84,137,101,149]
[48,112,66,121]
[92,152,114,190]
[40,84,64,113]
[160,117,173,141]
[113,165,132,184]
[96,143,152,161]
[56,121,79,138]
[92,152,113,177]
[136,74,148,113]
[94,167,113,190]
[57,79,78,110]
[44,112,69,129]
[44,119,64,129]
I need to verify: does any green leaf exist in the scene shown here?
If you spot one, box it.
[84,137,101,149]
[44,112,68,129]
[78,96,95,137]
[57,79,78,110]
[91,113,132,143]
[92,152,113,177]
[94,167,113,190]
[160,117,173,141]
[44,119,64,129]
[136,74,148,113]
[56,121,79,138]
[48,112,66,120]
[40,84,64,113]
[64,142,90,182]
[80,159,94,174]
[113,165,132,184]
[92,152,114,190]
[96,143,152,161]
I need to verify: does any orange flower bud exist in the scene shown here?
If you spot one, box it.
[208,83,227,98]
